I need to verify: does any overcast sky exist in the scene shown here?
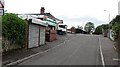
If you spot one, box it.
[4,0,120,28]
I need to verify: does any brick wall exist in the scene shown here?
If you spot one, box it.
[50,30,57,42]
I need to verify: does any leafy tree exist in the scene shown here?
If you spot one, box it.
[2,13,27,47]
[84,22,95,34]
[94,24,110,35]
[94,25,103,34]
[102,24,109,30]
[77,26,83,30]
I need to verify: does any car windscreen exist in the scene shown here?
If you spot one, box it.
[59,25,66,28]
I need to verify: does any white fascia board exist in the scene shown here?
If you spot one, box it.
[46,18,56,22]
[45,21,57,26]
[58,23,66,25]
[39,15,45,18]
[31,18,48,26]
[18,14,28,20]
[18,14,48,26]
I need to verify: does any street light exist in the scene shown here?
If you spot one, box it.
[104,10,110,22]
[104,10,110,38]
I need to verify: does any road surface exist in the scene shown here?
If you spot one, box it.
[18,34,101,65]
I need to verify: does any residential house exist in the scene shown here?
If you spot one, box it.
[19,7,63,42]
[68,27,87,34]
[25,7,58,42]
[70,26,76,34]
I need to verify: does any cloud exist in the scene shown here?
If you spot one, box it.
[57,15,107,28]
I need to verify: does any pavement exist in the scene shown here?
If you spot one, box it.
[2,34,119,67]
[99,37,119,65]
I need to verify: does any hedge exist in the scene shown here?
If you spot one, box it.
[111,15,120,40]
[2,13,27,48]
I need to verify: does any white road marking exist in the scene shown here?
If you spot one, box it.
[113,58,120,61]
[99,38,105,67]
[113,46,117,51]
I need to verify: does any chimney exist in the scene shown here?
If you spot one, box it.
[40,7,45,14]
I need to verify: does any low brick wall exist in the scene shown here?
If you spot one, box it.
[50,30,57,42]
[45,30,57,42]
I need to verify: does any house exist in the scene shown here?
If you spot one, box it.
[19,7,63,42]
[40,7,57,42]
[68,27,88,34]
[70,26,76,34]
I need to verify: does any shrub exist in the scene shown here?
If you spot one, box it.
[94,25,103,35]
[2,13,27,48]
[111,15,120,40]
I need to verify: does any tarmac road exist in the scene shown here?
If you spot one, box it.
[18,34,101,65]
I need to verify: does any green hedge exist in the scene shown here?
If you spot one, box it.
[2,13,27,48]
[111,15,120,40]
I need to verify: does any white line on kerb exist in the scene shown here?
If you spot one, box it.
[99,38,105,67]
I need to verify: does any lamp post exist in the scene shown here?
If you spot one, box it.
[104,10,110,38]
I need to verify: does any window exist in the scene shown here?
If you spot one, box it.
[59,25,66,28]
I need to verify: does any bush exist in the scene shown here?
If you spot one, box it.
[2,13,27,48]
[94,25,102,35]
[111,15,120,40]
[94,24,109,35]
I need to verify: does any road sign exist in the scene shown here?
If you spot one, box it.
[0,9,3,16]
[0,0,4,16]
[0,0,4,8]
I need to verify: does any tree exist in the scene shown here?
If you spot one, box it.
[102,24,109,30]
[84,22,94,34]
[77,25,83,30]
[94,25,103,35]
[110,15,120,51]
[111,15,120,40]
